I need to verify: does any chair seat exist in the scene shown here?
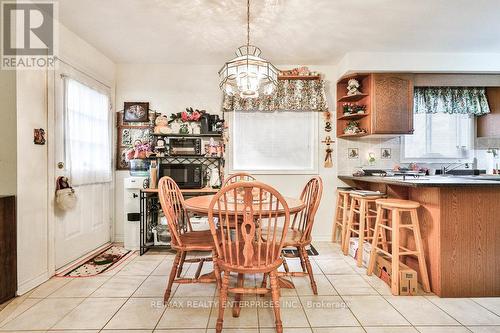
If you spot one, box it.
[174,230,215,251]
[261,227,306,247]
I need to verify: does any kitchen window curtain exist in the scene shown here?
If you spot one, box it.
[64,77,112,186]
[414,87,490,115]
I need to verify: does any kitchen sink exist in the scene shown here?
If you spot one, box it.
[456,175,500,181]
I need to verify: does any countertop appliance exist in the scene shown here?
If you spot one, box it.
[168,137,202,156]
[123,177,148,251]
[158,163,205,189]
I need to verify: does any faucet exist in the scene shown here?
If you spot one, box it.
[441,162,470,176]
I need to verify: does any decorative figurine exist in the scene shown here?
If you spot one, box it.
[347,78,362,96]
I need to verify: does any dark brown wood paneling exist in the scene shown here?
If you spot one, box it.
[477,87,500,138]
[0,196,16,303]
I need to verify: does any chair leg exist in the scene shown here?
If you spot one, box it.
[391,209,400,295]
[232,273,244,317]
[164,251,181,304]
[301,246,318,295]
[367,204,383,276]
[212,251,221,290]
[260,272,269,297]
[269,270,283,333]
[216,271,230,333]
[297,247,306,272]
[410,209,431,293]
[176,251,187,278]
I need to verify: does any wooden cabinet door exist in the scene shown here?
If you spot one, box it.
[0,196,16,303]
[371,74,414,134]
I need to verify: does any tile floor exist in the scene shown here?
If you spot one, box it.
[1,242,499,333]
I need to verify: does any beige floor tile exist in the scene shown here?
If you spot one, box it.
[208,299,258,328]
[280,257,323,275]
[156,297,212,329]
[364,327,418,333]
[415,327,470,333]
[300,295,359,327]
[134,254,167,261]
[327,274,378,295]
[472,298,500,316]
[28,278,71,298]
[104,298,165,329]
[314,259,356,275]
[258,296,310,328]
[48,277,109,298]
[361,274,392,296]
[385,296,459,326]
[0,298,83,330]
[0,298,41,326]
[292,275,337,296]
[468,326,500,333]
[173,282,216,298]
[151,260,174,276]
[428,297,500,325]
[207,329,258,333]
[91,275,147,297]
[133,276,168,298]
[102,330,152,333]
[343,296,409,326]
[47,331,99,333]
[159,330,206,333]
[261,328,313,333]
[116,260,161,276]
[52,298,127,329]
[312,328,364,333]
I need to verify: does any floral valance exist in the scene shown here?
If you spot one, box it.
[414,87,490,116]
[222,79,328,112]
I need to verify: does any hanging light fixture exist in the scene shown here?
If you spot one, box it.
[219,0,278,99]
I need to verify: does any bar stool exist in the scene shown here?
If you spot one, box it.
[332,189,352,245]
[343,192,386,267]
[367,198,431,295]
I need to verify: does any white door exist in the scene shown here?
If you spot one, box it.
[53,63,113,269]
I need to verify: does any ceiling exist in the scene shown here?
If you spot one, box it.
[58,0,500,65]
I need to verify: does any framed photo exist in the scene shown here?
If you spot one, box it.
[118,127,152,146]
[117,146,130,170]
[124,102,149,122]
[381,148,392,160]
[34,128,46,145]
[348,148,359,159]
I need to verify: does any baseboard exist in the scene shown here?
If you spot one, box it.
[113,235,124,243]
[17,271,50,295]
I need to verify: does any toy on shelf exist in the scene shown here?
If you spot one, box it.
[347,78,362,96]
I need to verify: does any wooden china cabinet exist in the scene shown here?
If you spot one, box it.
[336,73,414,137]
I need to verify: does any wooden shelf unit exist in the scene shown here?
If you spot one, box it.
[336,74,372,137]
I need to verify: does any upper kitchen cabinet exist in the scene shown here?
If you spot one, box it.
[477,87,500,137]
[336,73,414,137]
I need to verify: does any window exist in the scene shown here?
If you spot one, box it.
[231,111,317,173]
[65,78,112,186]
[402,113,473,161]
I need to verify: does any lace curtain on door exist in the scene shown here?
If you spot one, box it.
[64,77,112,186]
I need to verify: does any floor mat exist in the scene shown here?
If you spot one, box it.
[282,244,319,257]
[61,246,131,277]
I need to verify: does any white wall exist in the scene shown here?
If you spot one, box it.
[0,70,17,195]
[115,64,340,241]
[16,23,115,294]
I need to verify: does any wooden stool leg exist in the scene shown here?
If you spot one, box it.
[343,197,356,255]
[380,209,389,252]
[333,194,342,242]
[367,204,383,276]
[216,271,230,333]
[410,209,431,293]
[269,270,283,333]
[357,199,367,267]
[301,246,318,295]
[391,209,400,295]
[164,251,181,304]
[340,194,350,250]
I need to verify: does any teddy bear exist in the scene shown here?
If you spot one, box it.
[154,114,171,134]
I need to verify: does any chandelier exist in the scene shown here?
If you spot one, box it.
[218,0,278,99]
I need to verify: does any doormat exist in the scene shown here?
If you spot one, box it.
[282,244,319,257]
[60,246,132,277]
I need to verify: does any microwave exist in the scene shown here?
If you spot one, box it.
[158,163,205,189]
[169,138,202,156]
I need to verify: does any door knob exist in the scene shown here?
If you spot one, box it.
[57,162,64,169]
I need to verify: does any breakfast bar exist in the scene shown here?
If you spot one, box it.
[339,175,500,297]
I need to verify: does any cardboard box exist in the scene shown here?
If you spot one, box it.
[348,237,372,267]
[374,253,418,295]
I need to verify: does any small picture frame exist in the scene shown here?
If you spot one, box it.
[348,148,359,159]
[381,148,392,160]
[124,102,149,122]
[34,128,46,145]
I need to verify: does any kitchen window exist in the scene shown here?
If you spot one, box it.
[231,111,318,173]
[402,112,474,162]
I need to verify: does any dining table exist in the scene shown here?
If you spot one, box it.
[184,194,306,316]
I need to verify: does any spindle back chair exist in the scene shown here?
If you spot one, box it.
[223,172,256,187]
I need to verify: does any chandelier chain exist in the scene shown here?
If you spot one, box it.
[247,0,250,46]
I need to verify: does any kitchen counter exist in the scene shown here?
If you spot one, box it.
[338,175,500,187]
[339,174,500,297]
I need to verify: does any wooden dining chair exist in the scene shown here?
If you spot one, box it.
[223,172,256,187]
[158,176,220,303]
[207,181,290,333]
[262,177,323,294]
